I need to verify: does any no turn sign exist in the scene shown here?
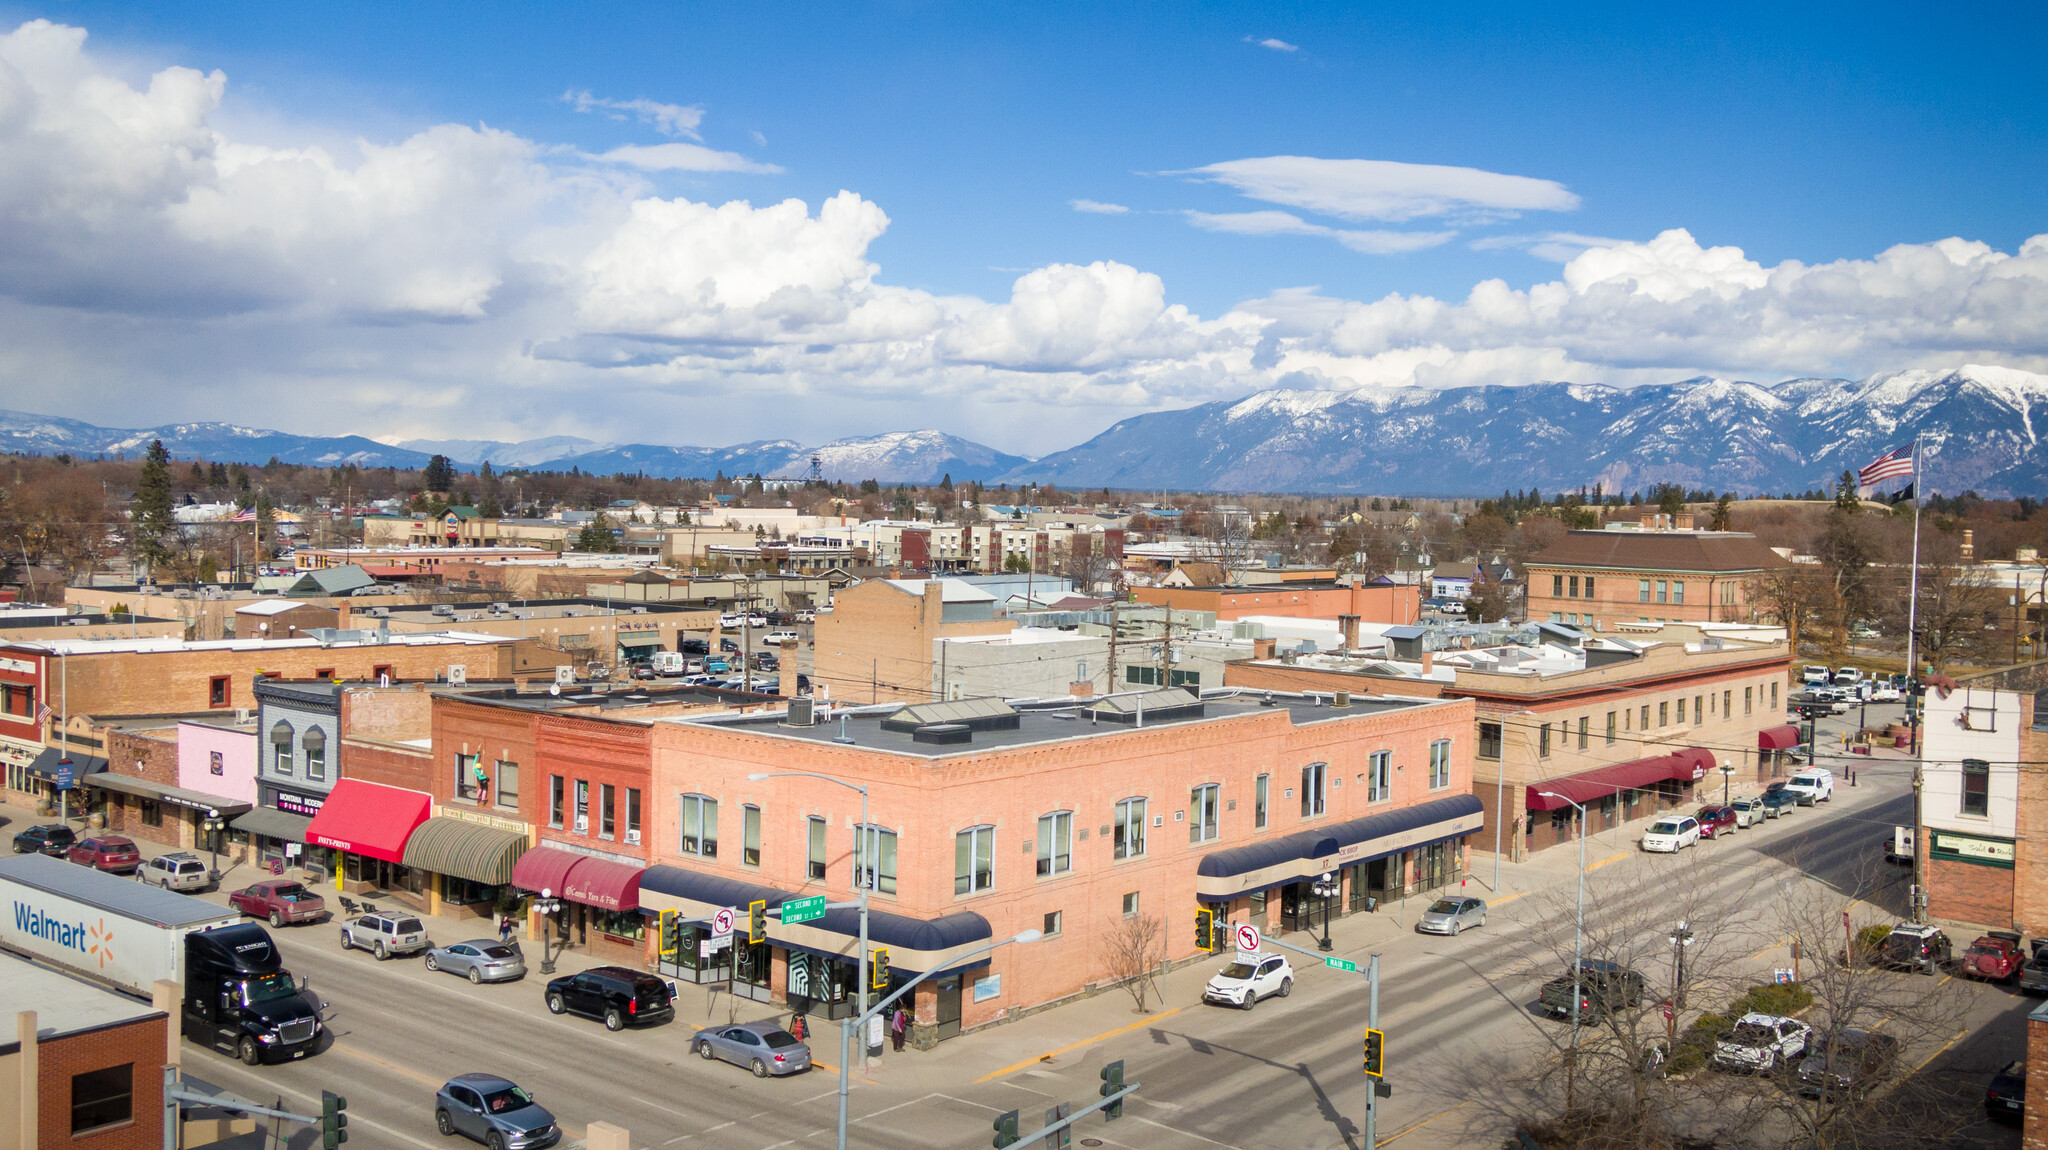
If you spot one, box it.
[1235,923,1261,954]
[712,907,736,939]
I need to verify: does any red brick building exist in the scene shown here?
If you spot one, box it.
[1523,522,1789,631]
[2,963,170,1150]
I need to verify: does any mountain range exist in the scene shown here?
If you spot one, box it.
[2,364,2042,495]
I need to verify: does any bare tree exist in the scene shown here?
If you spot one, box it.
[1097,912,1163,1014]
[1887,560,1998,672]
[1746,565,1830,658]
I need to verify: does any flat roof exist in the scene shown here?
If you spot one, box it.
[447,684,770,715]
[0,630,511,656]
[0,853,243,930]
[679,688,1449,758]
[0,955,164,1043]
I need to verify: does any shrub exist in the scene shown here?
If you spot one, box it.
[1737,981,1815,1016]
[1666,1011,1732,1074]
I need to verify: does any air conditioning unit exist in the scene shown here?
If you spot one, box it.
[554,665,576,685]
[625,830,641,845]
[447,665,468,685]
[575,817,589,833]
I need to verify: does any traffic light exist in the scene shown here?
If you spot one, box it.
[1099,1059,1125,1121]
[872,947,890,989]
[992,1110,1020,1149]
[321,1091,348,1148]
[659,909,681,956]
[1194,908,1214,952]
[748,899,767,944]
[1362,1028,1385,1078]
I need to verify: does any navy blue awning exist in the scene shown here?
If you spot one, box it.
[26,748,107,782]
[639,865,791,919]
[1195,793,1484,902]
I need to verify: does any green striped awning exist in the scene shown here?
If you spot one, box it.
[401,817,527,885]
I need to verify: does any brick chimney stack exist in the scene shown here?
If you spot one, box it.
[1338,614,1361,651]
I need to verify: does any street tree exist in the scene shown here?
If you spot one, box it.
[131,439,176,574]
[1097,912,1163,1014]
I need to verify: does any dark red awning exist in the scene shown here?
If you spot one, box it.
[1526,747,1716,812]
[304,780,430,864]
[510,846,585,899]
[562,857,644,912]
[1667,747,1716,782]
[1758,724,1803,751]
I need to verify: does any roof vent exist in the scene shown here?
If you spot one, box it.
[912,722,972,746]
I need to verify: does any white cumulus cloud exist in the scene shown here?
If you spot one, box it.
[1178,155,1581,224]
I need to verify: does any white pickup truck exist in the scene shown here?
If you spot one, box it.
[1712,1013,1812,1073]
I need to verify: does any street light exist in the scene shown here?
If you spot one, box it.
[748,769,874,1150]
[1312,871,1339,952]
[1538,790,1589,1112]
[1720,762,1735,807]
[202,808,224,882]
[1669,919,1695,1009]
[533,888,565,974]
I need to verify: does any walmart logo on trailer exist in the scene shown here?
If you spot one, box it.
[13,901,116,967]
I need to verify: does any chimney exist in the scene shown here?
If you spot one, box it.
[1253,637,1277,661]
[1420,649,1434,674]
[1338,614,1361,651]
[1961,529,1975,564]
[1673,512,1695,531]
[337,600,352,629]
[778,639,799,697]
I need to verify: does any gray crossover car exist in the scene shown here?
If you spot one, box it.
[434,1074,559,1149]
[426,940,527,984]
[340,912,431,960]
[139,852,214,892]
[1416,896,1487,936]
[694,1021,813,1077]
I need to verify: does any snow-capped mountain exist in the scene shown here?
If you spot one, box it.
[770,431,1030,484]
[998,365,2048,497]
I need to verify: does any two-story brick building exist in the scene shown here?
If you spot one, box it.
[1523,519,1789,630]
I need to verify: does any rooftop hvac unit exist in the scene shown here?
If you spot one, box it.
[447,665,468,685]
[432,604,455,617]
[787,696,815,726]
[554,664,576,685]
[370,606,390,618]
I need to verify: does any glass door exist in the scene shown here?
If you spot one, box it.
[934,975,963,1040]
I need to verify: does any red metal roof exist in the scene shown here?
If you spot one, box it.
[304,779,430,864]
[1525,748,1712,810]
[1758,724,1804,751]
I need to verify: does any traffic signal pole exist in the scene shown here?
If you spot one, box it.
[1366,952,1380,1149]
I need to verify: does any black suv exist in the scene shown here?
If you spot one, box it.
[1796,1029,1900,1099]
[1879,924,1951,973]
[1537,960,1647,1020]
[680,638,710,655]
[543,966,675,1031]
[11,823,76,856]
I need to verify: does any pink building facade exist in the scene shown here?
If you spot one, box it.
[177,720,258,806]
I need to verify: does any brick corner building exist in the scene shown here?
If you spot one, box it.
[1524,519,1789,631]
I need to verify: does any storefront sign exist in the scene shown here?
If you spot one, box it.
[1931,831,2015,868]
[273,790,325,819]
[0,657,37,675]
[437,807,527,834]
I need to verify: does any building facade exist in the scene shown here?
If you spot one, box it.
[1524,523,1789,630]
[1917,668,2045,932]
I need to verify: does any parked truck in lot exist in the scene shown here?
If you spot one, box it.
[0,853,324,1064]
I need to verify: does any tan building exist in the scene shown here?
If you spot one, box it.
[1225,623,1795,857]
[1915,664,2048,935]
[1524,518,1789,630]
[812,579,1014,703]
[233,599,340,640]
[351,598,719,664]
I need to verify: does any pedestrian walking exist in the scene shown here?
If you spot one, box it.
[499,916,514,945]
[889,1006,907,1053]
[790,1012,808,1042]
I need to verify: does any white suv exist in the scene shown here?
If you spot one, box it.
[1203,954,1294,1010]
[1641,816,1701,853]
[1784,769,1834,805]
[340,912,431,960]
[1712,1013,1813,1073]
[139,852,213,892]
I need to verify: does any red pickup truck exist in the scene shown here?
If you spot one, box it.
[228,879,328,927]
[1962,931,2027,983]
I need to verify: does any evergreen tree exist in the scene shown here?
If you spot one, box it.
[423,454,455,493]
[133,439,176,572]
[208,461,230,488]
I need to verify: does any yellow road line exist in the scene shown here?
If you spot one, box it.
[1914,1028,1970,1073]
[1487,892,1528,908]
[1748,935,1791,961]
[972,1007,1184,1083]
[1584,852,1629,873]
[1377,1099,1470,1145]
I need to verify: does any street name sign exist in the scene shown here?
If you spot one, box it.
[1324,956,1359,973]
[780,895,827,924]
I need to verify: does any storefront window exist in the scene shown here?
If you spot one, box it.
[140,799,162,827]
[735,939,771,987]
[441,875,501,906]
[591,909,644,941]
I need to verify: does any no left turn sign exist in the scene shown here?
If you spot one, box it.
[713,907,736,938]
[1235,923,1261,953]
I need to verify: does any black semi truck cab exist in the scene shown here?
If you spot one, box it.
[181,922,325,1065]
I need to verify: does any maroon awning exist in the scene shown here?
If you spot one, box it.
[1527,754,1692,811]
[1667,747,1716,782]
[510,846,585,899]
[1758,724,1803,751]
[562,857,644,912]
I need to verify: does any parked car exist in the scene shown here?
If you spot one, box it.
[426,939,527,984]
[1203,954,1294,1010]
[1641,816,1701,853]
[694,1021,813,1077]
[1416,896,1488,936]
[1728,797,1766,828]
[2019,940,2048,993]
[1833,667,1863,686]
[750,652,779,671]
[764,629,800,645]
[1796,1029,1900,1099]
[1869,682,1902,703]
[719,613,743,629]
[1801,665,1832,685]
[1538,960,1645,1021]
[229,879,327,926]
[1694,806,1739,838]
[1711,1013,1813,1074]
[1987,1058,2027,1123]
[1759,783,1799,818]
[794,610,815,624]
[719,638,739,653]
[1784,768,1834,805]
[11,823,76,856]
[544,966,675,1031]
[746,614,767,628]
[434,1073,561,1149]
[340,911,431,959]
[66,835,141,874]
[1878,923,1952,974]
[1962,932,2028,983]
[679,638,710,655]
[138,852,213,892]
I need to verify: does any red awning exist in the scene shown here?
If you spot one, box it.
[304,780,431,864]
[1667,747,1716,782]
[1527,755,1683,811]
[562,857,644,912]
[510,846,585,899]
[1758,724,1803,751]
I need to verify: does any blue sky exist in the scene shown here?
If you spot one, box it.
[0,2,2042,453]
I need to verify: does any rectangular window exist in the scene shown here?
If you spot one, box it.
[550,775,563,828]
[1036,812,1073,876]
[1745,687,1753,716]
[454,752,477,800]
[679,794,717,857]
[743,805,761,866]
[1122,892,1140,916]
[600,783,615,840]
[1539,723,1551,758]
[1962,759,1991,817]
[1296,763,1324,819]
[1113,798,1147,859]
[1254,774,1269,829]
[1694,695,1703,723]
[1637,705,1648,730]
[1771,682,1779,709]
[1043,910,1062,937]
[574,780,589,833]
[1606,712,1617,744]
[1656,580,1668,603]
[807,817,827,880]
[1724,690,1732,717]
[140,799,162,827]
[1639,580,1651,603]
[855,826,898,894]
[627,787,641,845]
[209,676,230,708]
[1430,740,1451,789]
[495,761,519,808]
[1370,750,1394,800]
[1553,574,1565,597]
[1478,722,1503,760]
[1584,577,1595,598]
[1658,702,1669,726]
[1191,783,1222,840]
[71,1063,133,1134]
[1676,698,1686,724]
[1672,581,1685,605]
[1570,576,1582,597]
[305,735,326,782]
[1578,716,1589,749]
[955,826,994,894]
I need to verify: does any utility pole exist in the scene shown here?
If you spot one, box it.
[1105,599,1119,695]
[1365,952,1381,1149]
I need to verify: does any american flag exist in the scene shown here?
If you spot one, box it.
[1857,445,1915,489]
[35,703,52,722]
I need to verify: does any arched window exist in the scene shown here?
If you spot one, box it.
[301,727,326,781]
[269,721,293,775]
[954,826,994,894]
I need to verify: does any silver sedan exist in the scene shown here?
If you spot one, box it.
[1416,896,1488,936]
[424,939,527,984]
[694,1022,813,1077]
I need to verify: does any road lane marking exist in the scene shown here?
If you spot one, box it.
[1747,935,1790,961]
[972,1007,1184,1082]
[1129,1114,1243,1147]
[1914,1028,1970,1073]
[327,1039,447,1089]
[1584,852,1628,873]
[1378,1099,1470,1145]
[1487,892,1528,908]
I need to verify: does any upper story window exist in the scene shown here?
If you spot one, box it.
[678,793,718,858]
[302,727,326,782]
[1036,812,1073,876]
[1369,751,1394,801]
[1552,575,1564,597]
[1606,712,1617,744]
[1113,798,1147,860]
[1429,740,1451,790]
[1538,723,1551,758]
[1567,576,1579,597]
[856,824,898,894]
[1191,784,1222,840]
[269,721,293,776]
[1297,763,1325,819]
[1254,774,1269,829]
[1671,581,1685,605]
[955,825,994,894]
[454,752,479,800]
[742,805,761,866]
[807,817,827,881]
[1584,577,1595,598]
[1962,759,1990,817]
[1638,580,1652,603]
[1477,722,1503,760]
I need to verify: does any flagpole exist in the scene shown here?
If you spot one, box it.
[1903,433,1925,925]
